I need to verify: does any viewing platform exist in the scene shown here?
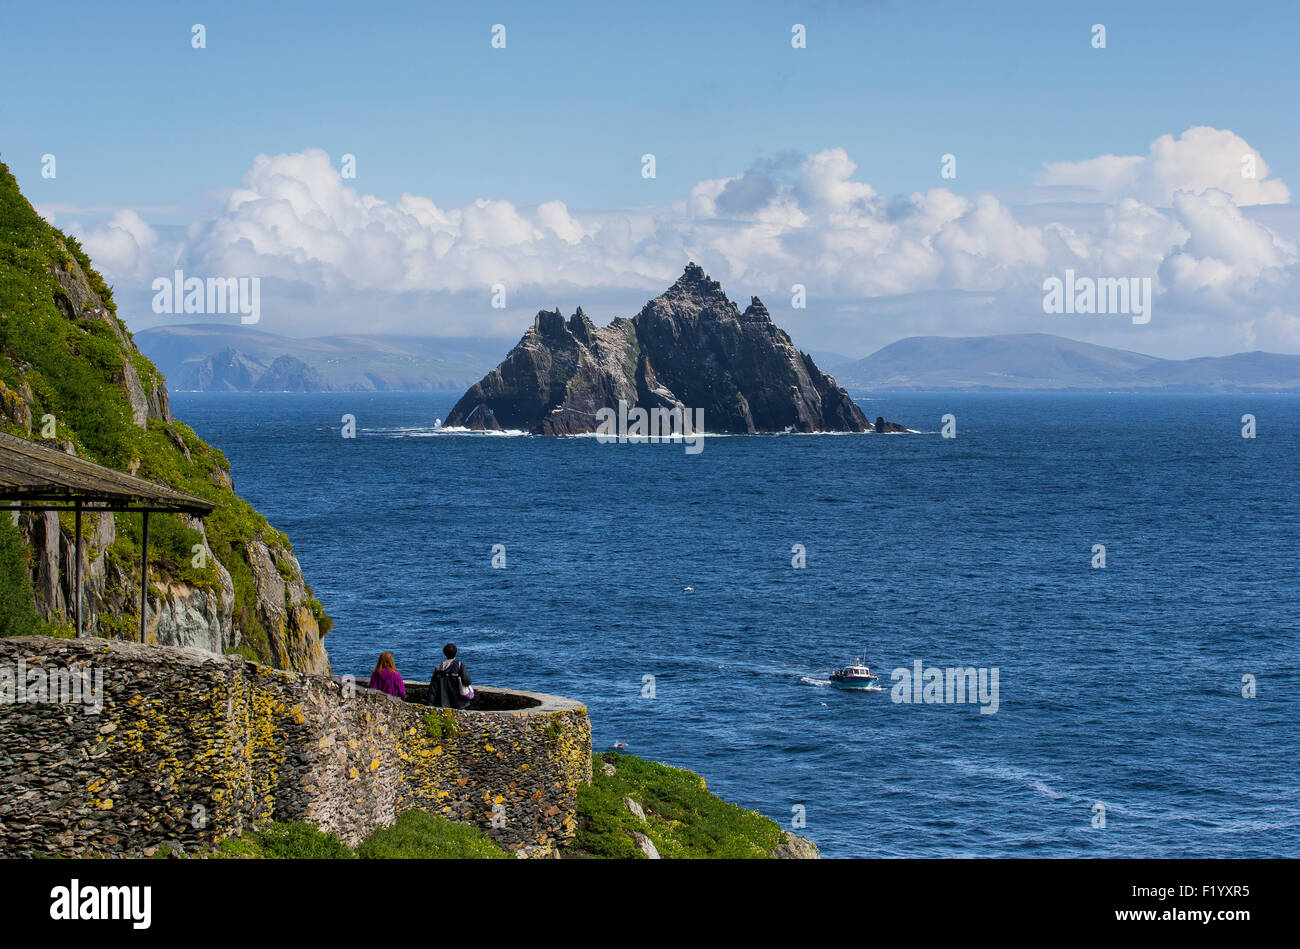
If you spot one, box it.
[337,676,582,715]
[0,638,592,858]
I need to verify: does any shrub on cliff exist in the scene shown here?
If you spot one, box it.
[207,811,509,860]
[0,516,42,637]
[573,752,786,858]
[217,821,355,860]
[355,810,509,859]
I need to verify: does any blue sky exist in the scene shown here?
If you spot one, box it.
[6,0,1297,208]
[3,1,1298,358]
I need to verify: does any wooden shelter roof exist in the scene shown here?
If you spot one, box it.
[0,430,216,514]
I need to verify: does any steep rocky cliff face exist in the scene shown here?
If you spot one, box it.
[445,264,871,434]
[0,160,330,674]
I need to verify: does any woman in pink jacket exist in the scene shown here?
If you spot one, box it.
[368,651,406,699]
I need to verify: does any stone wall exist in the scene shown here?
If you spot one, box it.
[0,637,591,857]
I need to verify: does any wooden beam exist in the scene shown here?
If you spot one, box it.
[74,501,82,638]
[140,511,149,643]
[4,504,212,514]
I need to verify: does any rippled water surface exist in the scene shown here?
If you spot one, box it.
[174,391,1300,857]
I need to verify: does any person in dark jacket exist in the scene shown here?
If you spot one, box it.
[428,642,472,709]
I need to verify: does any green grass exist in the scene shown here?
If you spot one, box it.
[202,811,508,859]
[0,515,43,637]
[423,708,460,741]
[573,752,787,858]
[356,810,510,859]
[226,644,261,663]
[217,822,356,859]
[115,510,215,587]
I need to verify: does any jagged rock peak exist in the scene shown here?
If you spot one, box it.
[533,308,568,336]
[742,295,773,322]
[445,265,878,435]
[665,262,729,301]
[567,307,597,344]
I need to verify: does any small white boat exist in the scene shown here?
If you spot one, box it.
[829,658,879,690]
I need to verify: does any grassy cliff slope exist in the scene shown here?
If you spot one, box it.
[0,159,330,672]
[572,752,804,858]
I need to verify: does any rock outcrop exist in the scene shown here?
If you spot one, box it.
[874,416,909,433]
[771,830,821,859]
[445,263,872,434]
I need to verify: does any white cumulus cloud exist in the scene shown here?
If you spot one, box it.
[1041,126,1290,206]
[74,129,1300,358]
[67,210,161,281]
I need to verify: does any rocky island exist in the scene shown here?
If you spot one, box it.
[446,264,899,435]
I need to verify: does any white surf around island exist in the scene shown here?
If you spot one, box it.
[364,424,924,439]
[369,424,530,437]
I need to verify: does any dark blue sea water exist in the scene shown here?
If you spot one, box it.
[173,391,1300,858]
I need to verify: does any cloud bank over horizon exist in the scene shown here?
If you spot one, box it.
[49,126,1300,361]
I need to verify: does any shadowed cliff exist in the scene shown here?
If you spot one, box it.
[445,263,870,434]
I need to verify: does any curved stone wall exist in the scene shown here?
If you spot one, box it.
[0,637,591,857]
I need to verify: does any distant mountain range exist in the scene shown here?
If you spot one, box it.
[831,334,1300,391]
[135,326,1300,394]
[134,325,509,392]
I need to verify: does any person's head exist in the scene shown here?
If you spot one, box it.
[374,651,396,675]
[443,643,457,659]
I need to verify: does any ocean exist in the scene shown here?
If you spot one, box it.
[173,390,1300,858]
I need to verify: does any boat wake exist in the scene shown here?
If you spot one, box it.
[802,675,883,691]
[949,758,1099,807]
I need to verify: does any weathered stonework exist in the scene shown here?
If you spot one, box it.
[0,638,591,857]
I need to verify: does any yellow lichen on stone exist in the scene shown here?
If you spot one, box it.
[1,639,593,857]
